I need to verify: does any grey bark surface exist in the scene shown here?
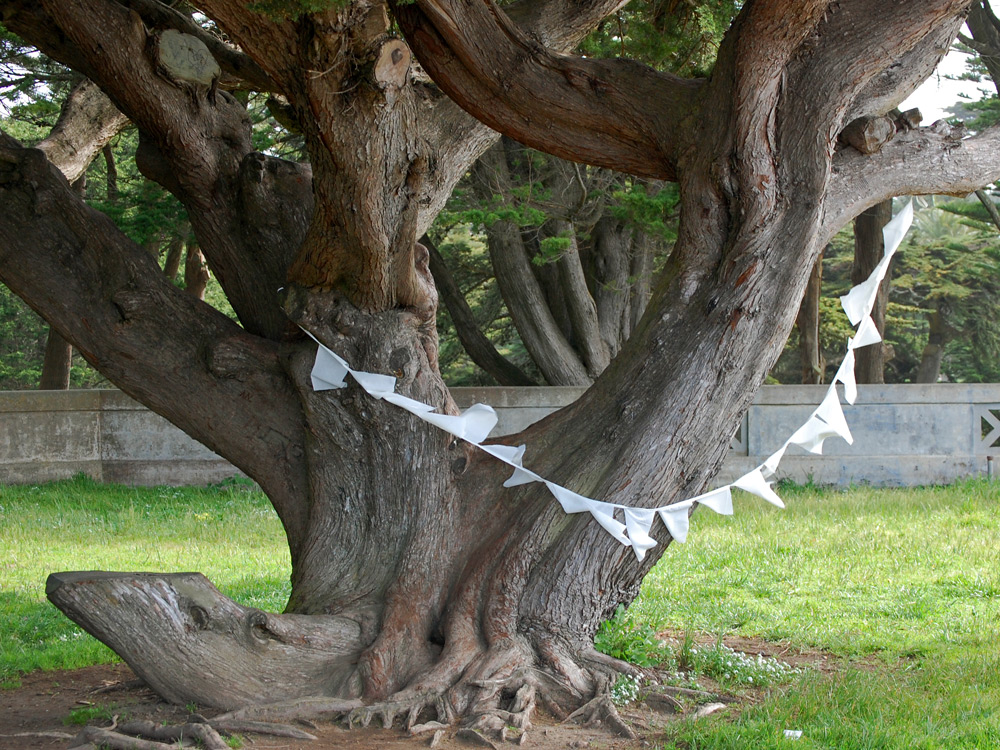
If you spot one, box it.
[851,200,894,384]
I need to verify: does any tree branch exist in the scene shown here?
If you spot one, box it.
[35,78,129,183]
[823,124,1000,241]
[11,0,298,340]
[411,0,638,234]
[396,0,700,180]
[423,235,537,386]
[0,135,310,548]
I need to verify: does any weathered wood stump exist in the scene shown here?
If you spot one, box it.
[47,571,363,709]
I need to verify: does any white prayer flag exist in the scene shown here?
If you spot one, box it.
[544,481,593,513]
[762,444,788,478]
[850,315,883,349]
[787,415,840,454]
[420,403,498,444]
[839,200,912,325]
[350,369,397,398]
[623,507,658,561]
[657,502,691,543]
[310,342,350,390]
[881,199,914,261]
[503,466,544,487]
[382,392,437,414]
[589,502,631,546]
[815,386,853,444]
[694,486,734,515]
[835,346,858,404]
[733,468,785,508]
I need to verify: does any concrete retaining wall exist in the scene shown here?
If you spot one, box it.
[3,385,999,487]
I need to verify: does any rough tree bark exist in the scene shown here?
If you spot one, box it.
[851,199,895,384]
[31,77,128,389]
[2,0,998,735]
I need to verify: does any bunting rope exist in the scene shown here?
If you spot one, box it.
[306,201,914,562]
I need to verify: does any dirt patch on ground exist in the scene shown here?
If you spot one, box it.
[0,664,675,750]
[0,636,834,750]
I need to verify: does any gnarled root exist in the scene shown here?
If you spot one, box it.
[564,691,637,739]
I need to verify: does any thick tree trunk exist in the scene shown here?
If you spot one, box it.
[851,200,895,384]
[2,0,992,734]
[38,329,72,390]
[797,253,824,384]
[915,309,951,383]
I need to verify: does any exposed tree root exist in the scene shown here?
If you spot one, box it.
[209,717,318,740]
[563,683,637,740]
[211,696,363,723]
[66,714,319,749]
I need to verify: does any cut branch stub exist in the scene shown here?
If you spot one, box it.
[839,115,896,155]
[154,29,221,88]
[46,571,364,709]
[374,39,411,89]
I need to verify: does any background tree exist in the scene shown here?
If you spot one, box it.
[1,0,999,735]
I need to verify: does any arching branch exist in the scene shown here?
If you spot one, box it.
[823,124,1000,240]
[395,0,701,180]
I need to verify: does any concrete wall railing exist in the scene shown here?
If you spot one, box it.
[3,385,999,487]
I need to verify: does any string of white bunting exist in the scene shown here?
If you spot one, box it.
[307,200,914,563]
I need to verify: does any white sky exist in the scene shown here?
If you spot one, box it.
[901,13,999,122]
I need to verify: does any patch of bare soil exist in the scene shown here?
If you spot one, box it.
[0,637,834,750]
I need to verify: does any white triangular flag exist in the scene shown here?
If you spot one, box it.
[882,199,914,260]
[850,315,883,349]
[733,468,785,508]
[835,346,858,404]
[310,342,350,390]
[657,502,691,543]
[589,502,630,546]
[544,481,593,513]
[503,466,544,487]
[623,507,658,561]
[480,443,544,487]
[840,271,883,327]
[787,415,839,454]
[694,486,734,515]
[349,369,398,398]
[815,386,853,445]
[382,391,437,414]
[762,444,788,478]
[420,403,498,444]
[480,442,526,466]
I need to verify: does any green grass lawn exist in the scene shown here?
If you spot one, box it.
[2,475,1000,748]
[633,479,1000,749]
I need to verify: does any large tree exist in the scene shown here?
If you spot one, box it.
[1,0,999,734]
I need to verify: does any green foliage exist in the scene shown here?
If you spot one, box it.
[595,604,673,667]
[609,180,681,242]
[578,0,740,77]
